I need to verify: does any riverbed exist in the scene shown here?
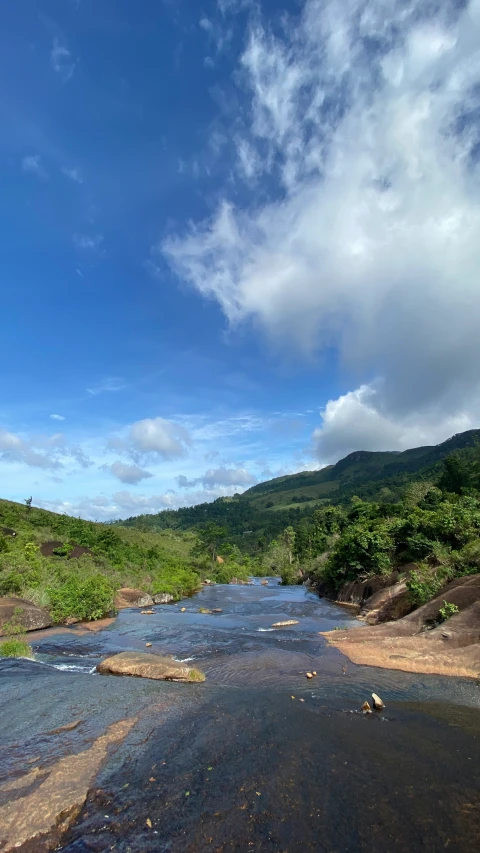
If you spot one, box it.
[1,579,479,852]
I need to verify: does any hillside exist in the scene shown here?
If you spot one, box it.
[122,429,480,547]
[0,498,202,625]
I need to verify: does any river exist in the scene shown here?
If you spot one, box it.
[1,578,479,852]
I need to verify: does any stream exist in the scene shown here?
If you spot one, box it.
[1,578,479,852]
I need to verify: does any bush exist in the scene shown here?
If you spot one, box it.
[47,574,115,622]
[322,523,394,592]
[406,563,448,606]
[439,600,459,622]
[0,638,32,658]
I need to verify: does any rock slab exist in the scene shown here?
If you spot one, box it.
[97,651,205,682]
[0,597,52,635]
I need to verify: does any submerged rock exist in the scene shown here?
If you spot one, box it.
[0,597,52,635]
[114,588,154,609]
[97,652,206,682]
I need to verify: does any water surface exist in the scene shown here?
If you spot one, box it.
[1,579,479,852]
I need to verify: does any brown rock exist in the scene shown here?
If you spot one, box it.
[0,597,52,635]
[306,672,313,679]
[114,588,154,609]
[361,701,372,713]
[215,556,225,564]
[360,581,414,625]
[140,610,155,615]
[96,651,206,682]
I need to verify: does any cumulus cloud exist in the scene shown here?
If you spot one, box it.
[312,384,477,464]
[50,414,65,421]
[110,417,191,461]
[0,429,91,470]
[22,155,47,179]
[102,461,154,485]
[163,0,480,449]
[176,465,256,488]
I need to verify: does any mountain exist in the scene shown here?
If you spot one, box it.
[121,429,480,548]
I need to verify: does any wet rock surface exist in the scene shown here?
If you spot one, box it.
[114,588,154,609]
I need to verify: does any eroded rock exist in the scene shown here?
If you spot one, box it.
[0,597,52,635]
[97,651,205,682]
[114,588,154,609]
[153,593,174,604]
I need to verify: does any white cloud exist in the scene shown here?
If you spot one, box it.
[163,0,480,446]
[86,376,124,395]
[51,37,75,81]
[177,465,256,488]
[22,155,47,179]
[0,429,91,470]
[102,461,154,485]
[110,417,191,461]
[50,414,65,421]
[312,383,477,464]
[62,166,83,184]
[74,233,103,251]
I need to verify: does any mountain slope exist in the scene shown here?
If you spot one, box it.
[121,429,480,547]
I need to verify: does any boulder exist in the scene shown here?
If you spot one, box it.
[360,581,414,625]
[272,619,299,628]
[215,556,225,564]
[114,588,154,609]
[1,527,16,537]
[153,593,174,604]
[0,597,52,635]
[97,652,205,682]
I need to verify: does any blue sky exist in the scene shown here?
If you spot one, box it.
[1,0,480,519]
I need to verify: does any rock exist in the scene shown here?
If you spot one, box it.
[153,593,174,604]
[215,556,225,564]
[1,527,16,537]
[372,692,385,710]
[261,580,269,586]
[271,620,299,628]
[306,672,313,679]
[140,610,155,615]
[361,701,372,713]
[114,588,154,609]
[211,608,223,613]
[97,652,206,682]
[360,581,413,625]
[145,642,152,647]
[180,607,186,612]
[312,671,317,676]
[198,607,212,614]
[0,597,52,635]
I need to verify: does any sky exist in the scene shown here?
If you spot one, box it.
[1,0,480,520]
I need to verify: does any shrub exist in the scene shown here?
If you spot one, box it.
[0,638,32,658]
[322,523,394,592]
[439,601,459,622]
[406,563,447,606]
[47,574,115,622]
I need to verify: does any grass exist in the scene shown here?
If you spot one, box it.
[0,638,32,658]
[188,668,206,682]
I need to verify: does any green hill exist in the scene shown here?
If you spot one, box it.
[121,430,480,548]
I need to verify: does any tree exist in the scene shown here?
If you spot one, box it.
[282,526,296,565]
[24,496,32,512]
[439,453,471,495]
[196,523,227,562]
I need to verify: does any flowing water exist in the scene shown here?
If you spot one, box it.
[1,579,479,852]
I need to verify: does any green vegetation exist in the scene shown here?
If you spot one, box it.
[3,430,480,630]
[0,638,32,658]
[439,600,460,622]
